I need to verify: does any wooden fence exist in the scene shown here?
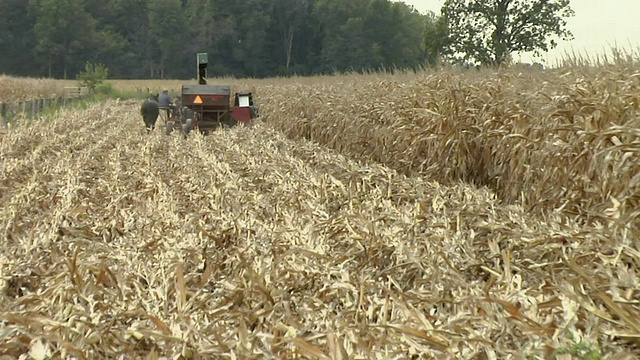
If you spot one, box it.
[0,87,89,129]
[64,86,89,98]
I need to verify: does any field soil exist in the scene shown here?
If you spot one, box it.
[1,80,639,359]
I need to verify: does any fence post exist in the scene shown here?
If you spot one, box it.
[10,101,16,122]
[4,87,103,127]
[0,102,7,129]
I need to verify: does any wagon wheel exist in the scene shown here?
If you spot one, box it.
[191,112,201,132]
[164,106,183,135]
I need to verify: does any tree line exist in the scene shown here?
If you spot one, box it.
[0,0,432,79]
[0,0,574,80]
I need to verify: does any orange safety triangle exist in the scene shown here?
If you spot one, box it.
[194,95,203,104]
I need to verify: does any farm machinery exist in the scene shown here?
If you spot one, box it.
[165,53,259,135]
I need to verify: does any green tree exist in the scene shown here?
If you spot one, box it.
[80,0,138,78]
[183,0,217,54]
[313,0,367,72]
[384,1,426,70]
[148,0,187,78]
[440,0,574,66]
[273,0,309,70]
[362,0,399,70]
[422,12,449,66]
[3,0,444,79]
[0,0,38,76]
[313,0,426,74]
[31,0,99,78]
[204,0,275,78]
[232,0,275,78]
[292,0,323,75]
[77,62,108,92]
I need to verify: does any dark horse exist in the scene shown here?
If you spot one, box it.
[140,94,159,133]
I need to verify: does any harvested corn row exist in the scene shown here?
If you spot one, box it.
[0,99,638,358]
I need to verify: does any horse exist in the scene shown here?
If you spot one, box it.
[140,93,160,133]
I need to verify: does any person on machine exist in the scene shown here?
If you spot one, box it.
[158,90,173,120]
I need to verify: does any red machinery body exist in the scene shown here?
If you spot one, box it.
[175,85,258,134]
[231,107,253,126]
[164,53,259,136]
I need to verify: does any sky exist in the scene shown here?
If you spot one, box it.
[396,0,640,65]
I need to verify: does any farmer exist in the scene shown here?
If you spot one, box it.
[158,89,173,119]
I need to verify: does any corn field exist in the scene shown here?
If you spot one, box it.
[0,76,81,103]
[1,63,639,359]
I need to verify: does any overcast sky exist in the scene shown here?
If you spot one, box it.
[397,0,640,65]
